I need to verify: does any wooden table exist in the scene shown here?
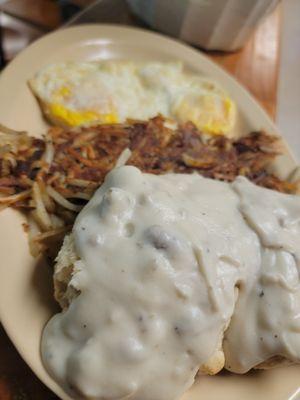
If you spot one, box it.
[209,5,281,119]
[0,4,281,399]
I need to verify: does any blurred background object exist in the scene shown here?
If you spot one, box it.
[127,0,281,51]
[0,0,283,65]
[0,0,94,66]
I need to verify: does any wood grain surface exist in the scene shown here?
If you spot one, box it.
[0,5,281,400]
[209,5,281,119]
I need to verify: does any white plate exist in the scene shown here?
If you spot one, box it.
[0,24,299,400]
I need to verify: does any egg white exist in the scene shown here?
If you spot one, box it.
[29,61,236,136]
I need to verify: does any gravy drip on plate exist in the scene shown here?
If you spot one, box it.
[41,166,300,400]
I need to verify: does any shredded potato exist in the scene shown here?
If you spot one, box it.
[115,148,132,168]
[0,189,31,204]
[32,182,52,231]
[0,116,296,258]
[46,186,83,212]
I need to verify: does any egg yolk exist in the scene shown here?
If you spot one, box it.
[54,86,71,98]
[202,97,235,134]
[48,103,118,127]
[173,95,235,136]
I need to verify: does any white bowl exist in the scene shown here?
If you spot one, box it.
[128,0,280,51]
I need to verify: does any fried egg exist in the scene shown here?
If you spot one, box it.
[29,61,236,136]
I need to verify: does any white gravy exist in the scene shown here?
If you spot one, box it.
[41,166,300,400]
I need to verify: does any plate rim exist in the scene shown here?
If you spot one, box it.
[0,23,298,400]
